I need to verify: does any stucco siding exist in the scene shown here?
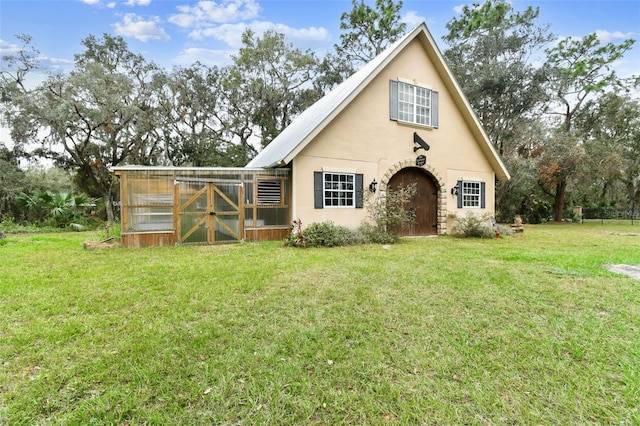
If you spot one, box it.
[292,38,496,231]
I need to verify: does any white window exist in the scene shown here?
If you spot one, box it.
[324,173,355,207]
[462,181,481,208]
[397,82,432,126]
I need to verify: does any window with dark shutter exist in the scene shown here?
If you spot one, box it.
[389,79,439,128]
[314,171,364,209]
[458,180,486,209]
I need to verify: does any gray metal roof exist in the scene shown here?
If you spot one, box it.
[246,23,510,181]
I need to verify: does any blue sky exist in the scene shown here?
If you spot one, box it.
[1,0,639,79]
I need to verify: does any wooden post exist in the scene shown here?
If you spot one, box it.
[173,181,180,244]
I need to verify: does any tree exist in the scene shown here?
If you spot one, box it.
[154,63,229,166]
[7,34,163,223]
[536,130,586,221]
[0,34,43,164]
[544,33,635,132]
[224,29,321,155]
[0,144,28,221]
[336,0,406,68]
[541,32,635,220]
[443,0,552,157]
[575,92,640,215]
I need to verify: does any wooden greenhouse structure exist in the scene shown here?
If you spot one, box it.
[112,167,291,248]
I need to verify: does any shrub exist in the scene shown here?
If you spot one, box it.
[16,190,96,229]
[358,223,400,244]
[285,221,363,248]
[452,212,496,238]
[360,183,417,243]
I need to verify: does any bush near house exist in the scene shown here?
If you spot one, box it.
[286,184,418,248]
[452,212,496,238]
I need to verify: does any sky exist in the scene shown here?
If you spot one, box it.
[1,0,639,147]
[1,0,639,76]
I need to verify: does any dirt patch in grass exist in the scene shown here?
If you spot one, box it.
[83,238,120,250]
[604,264,640,280]
[601,231,640,237]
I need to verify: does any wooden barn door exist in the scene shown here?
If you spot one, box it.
[174,180,244,244]
[388,168,438,236]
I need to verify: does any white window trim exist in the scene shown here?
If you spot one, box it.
[462,180,482,209]
[323,172,356,209]
[397,81,432,127]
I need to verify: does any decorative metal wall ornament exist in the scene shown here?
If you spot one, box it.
[413,132,430,152]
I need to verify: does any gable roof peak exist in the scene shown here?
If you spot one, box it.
[246,22,510,181]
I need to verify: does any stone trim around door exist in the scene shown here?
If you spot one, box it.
[378,159,447,235]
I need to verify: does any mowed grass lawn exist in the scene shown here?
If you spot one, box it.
[1,224,639,425]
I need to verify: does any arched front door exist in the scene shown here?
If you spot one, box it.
[388,167,438,236]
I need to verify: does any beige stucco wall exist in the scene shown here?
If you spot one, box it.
[292,38,496,233]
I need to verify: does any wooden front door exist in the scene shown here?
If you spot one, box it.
[388,168,438,236]
[174,179,244,244]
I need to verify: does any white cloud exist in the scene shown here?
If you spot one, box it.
[113,13,170,42]
[189,21,329,48]
[0,39,21,56]
[125,0,152,5]
[80,0,116,7]
[453,4,466,15]
[173,47,235,67]
[169,0,260,28]
[401,11,425,28]
[595,29,637,43]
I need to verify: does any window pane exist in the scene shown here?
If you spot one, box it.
[398,82,415,122]
[128,207,173,231]
[256,207,289,226]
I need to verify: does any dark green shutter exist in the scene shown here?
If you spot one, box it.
[314,171,323,209]
[431,91,439,128]
[355,174,364,209]
[457,180,463,208]
[480,182,486,209]
[389,80,398,121]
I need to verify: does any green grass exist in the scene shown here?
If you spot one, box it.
[1,224,639,424]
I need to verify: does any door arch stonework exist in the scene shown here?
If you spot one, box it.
[379,160,447,235]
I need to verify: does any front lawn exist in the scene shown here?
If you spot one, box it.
[1,224,638,424]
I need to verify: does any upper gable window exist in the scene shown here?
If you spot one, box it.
[390,80,439,128]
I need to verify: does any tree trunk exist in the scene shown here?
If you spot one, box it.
[553,179,567,222]
[103,193,115,224]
